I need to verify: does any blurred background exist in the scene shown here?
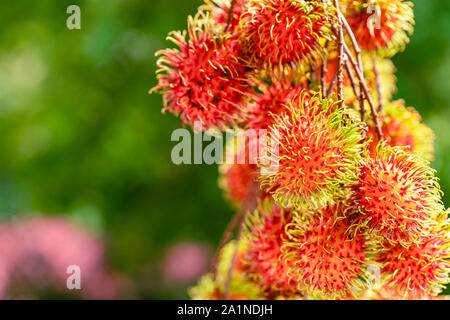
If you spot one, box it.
[0,0,448,299]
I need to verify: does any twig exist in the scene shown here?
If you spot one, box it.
[326,67,339,97]
[226,0,238,32]
[343,59,358,101]
[334,0,345,107]
[372,54,384,114]
[343,44,383,139]
[211,208,243,279]
[212,176,260,280]
[224,210,247,299]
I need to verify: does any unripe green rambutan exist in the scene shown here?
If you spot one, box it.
[151,13,253,131]
[201,0,249,32]
[342,0,415,57]
[374,220,450,299]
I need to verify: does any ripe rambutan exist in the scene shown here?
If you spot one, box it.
[151,14,252,131]
[367,100,435,161]
[342,0,414,57]
[202,0,249,32]
[259,92,365,209]
[351,144,444,245]
[284,202,369,299]
[375,226,450,299]
[238,0,331,66]
[242,201,300,297]
[219,161,259,206]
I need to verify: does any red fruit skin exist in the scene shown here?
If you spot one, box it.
[285,203,368,299]
[239,0,329,65]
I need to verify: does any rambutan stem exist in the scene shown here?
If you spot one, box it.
[321,41,329,98]
[224,211,246,299]
[326,67,338,97]
[212,176,260,281]
[223,177,260,299]
[334,0,345,107]
[226,0,238,32]
[344,59,367,139]
[344,44,384,140]
[335,10,384,139]
[372,54,384,114]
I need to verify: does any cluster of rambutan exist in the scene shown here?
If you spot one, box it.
[152,0,449,300]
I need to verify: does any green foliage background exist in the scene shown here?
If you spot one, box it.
[0,0,448,298]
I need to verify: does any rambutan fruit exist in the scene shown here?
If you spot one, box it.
[351,144,445,245]
[219,161,260,206]
[242,200,300,297]
[259,92,365,210]
[283,202,369,299]
[367,100,435,161]
[238,0,331,66]
[375,225,450,299]
[189,241,264,300]
[342,0,414,57]
[202,0,249,32]
[151,14,252,131]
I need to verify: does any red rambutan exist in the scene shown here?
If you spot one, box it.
[238,0,331,66]
[259,92,364,209]
[342,0,414,57]
[351,144,444,245]
[375,227,450,299]
[244,70,306,130]
[219,131,269,207]
[151,14,252,131]
[243,201,299,296]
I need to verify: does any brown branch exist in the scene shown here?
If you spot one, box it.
[212,176,260,280]
[343,59,358,101]
[226,0,238,32]
[326,67,339,97]
[223,177,261,299]
[334,0,345,107]
[321,41,329,98]
[372,54,384,114]
[344,44,383,139]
